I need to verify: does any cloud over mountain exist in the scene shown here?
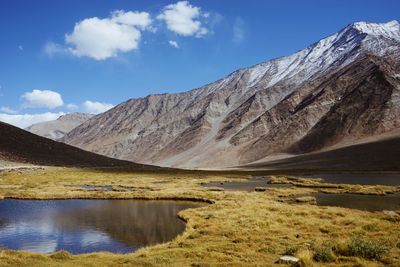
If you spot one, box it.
[83,101,114,114]
[0,112,65,128]
[22,89,64,109]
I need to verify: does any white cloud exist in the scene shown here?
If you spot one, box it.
[0,106,17,114]
[233,17,245,44]
[18,45,23,51]
[22,89,64,109]
[66,103,78,110]
[65,10,152,60]
[83,101,114,114]
[157,1,208,37]
[0,112,65,128]
[44,42,66,56]
[169,40,180,48]
[111,10,152,30]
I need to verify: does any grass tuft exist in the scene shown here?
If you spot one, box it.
[284,245,299,256]
[336,233,389,260]
[49,250,72,260]
[295,248,313,267]
[313,245,336,262]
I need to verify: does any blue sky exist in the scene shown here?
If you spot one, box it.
[0,0,399,127]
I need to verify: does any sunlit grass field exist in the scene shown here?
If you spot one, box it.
[0,168,399,266]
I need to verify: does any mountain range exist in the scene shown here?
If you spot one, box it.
[26,113,93,140]
[54,20,400,169]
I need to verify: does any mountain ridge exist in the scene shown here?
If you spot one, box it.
[62,20,400,168]
[1,121,150,169]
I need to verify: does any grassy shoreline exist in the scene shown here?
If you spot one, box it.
[0,168,399,266]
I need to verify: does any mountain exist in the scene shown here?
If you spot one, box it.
[0,121,149,168]
[25,113,93,140]
[62,20,400,169]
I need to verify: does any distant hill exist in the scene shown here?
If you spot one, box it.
[0,121,152,169]
[25,112,93,140]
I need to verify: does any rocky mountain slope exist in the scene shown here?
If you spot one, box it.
[0,121,148,168]
[26,113,93,140]
[62,20,400,169]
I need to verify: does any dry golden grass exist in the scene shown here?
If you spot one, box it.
[269,175,400,195]
[0,168,399,266]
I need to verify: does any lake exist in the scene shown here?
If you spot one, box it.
[0,199,204,254]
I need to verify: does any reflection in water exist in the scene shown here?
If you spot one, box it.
[314,193,400,211]
[0,199,203,254]
[202,177,291,192]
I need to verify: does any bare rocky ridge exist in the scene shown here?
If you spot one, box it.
[25,112,93,140]
[236,54,400,164]
[62,21,400,169]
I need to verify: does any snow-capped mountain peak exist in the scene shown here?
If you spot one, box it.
[197,21,400,97]
[228,20,400,91]
[350,20,400,40]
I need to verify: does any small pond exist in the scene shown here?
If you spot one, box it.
[294,173,400,185]
[202,177,291,192]
[314,192,400,211]
[0,199,204,254]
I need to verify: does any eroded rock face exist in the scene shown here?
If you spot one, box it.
[236,55,400,164]
[62,21,400,168]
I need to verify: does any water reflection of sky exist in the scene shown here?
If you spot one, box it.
[0,215,135,253]
[0,199,202,254]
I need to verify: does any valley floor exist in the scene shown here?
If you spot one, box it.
[0,168,399,266]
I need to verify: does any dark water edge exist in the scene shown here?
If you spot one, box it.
[0,199,204,254]
[314,192,400,211]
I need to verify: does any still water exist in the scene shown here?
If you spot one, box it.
[314,193,400,211]
[0,199,204,254]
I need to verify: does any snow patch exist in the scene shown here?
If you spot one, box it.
[352,20,400,40]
